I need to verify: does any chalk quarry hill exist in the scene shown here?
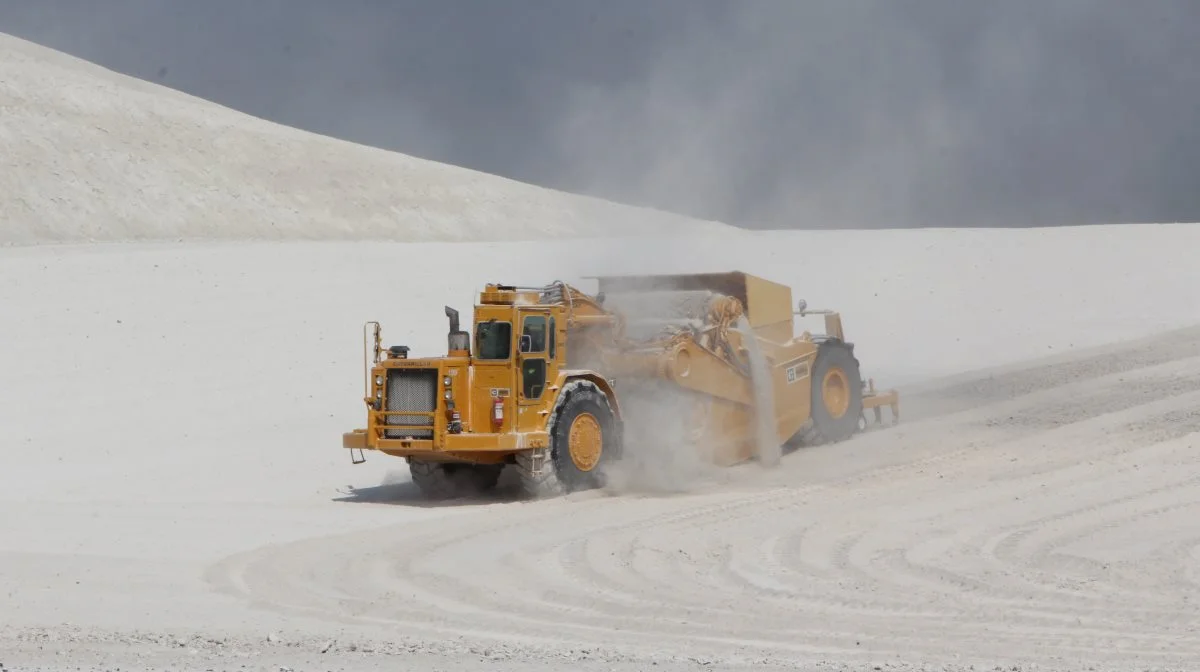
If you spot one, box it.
[0,32,735,246]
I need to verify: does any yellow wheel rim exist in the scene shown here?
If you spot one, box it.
[822,368,850,419]
[568,412,603,472]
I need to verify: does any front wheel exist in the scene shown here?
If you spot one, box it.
[408,460,503,500]
[515,380,618,498]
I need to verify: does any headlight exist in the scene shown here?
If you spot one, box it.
[375,375,384,386]
[443,376,452,387]
[444,390,452,400]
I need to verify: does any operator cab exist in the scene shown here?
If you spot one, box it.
[466,285,561,419]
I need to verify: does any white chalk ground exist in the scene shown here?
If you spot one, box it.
[5,225,1200,672]
[4,29,1200,672]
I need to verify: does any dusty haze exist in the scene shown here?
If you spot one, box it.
[1,0,1198,229]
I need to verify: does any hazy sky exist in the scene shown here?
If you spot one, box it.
[2,0,1198,229]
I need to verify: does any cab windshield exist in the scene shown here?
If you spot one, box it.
[475,320,512,360]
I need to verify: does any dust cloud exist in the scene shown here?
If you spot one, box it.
[591,286,783,496]
[547,2,1200,230]
[584,283,719,495]
[735,315,780,468]
[599,380,725,496]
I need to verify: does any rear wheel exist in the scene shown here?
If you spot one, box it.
[408,460,503,500]
[808,342,863,443]
[515,380,618,498]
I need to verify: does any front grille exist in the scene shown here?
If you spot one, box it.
[384,369,438,439]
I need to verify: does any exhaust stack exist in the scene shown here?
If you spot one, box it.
[445,305,471,355]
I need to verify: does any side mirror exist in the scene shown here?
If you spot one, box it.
[796,298,808,315]
[519,334,532,353]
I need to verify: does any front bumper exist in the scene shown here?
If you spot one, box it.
[343,428,550,455]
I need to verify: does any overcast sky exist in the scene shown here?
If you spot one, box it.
[2,0,1198,229]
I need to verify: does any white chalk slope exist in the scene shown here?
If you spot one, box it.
[4,224,1200,672]
[0,31,733,245]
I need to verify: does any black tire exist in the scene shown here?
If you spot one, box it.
[408,460,503,500]
[515,380,619,498]
[808,342,863,443]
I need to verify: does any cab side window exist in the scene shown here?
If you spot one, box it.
[523,315,547,352]
[521,315,548,399]
[475,321,511,360]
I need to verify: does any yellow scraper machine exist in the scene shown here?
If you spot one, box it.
[342,271,899,499]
